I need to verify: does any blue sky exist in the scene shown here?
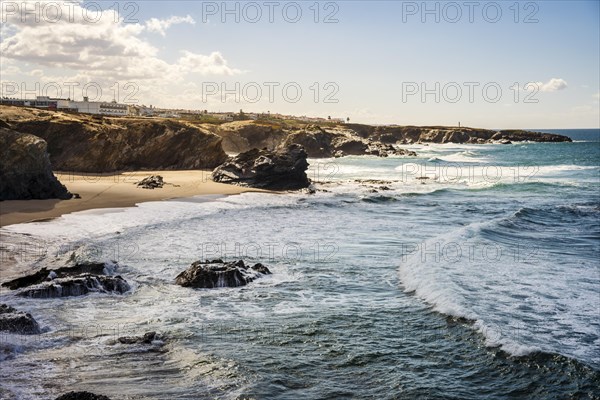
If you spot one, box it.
[1,1,598,128]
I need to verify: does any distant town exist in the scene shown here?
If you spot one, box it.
[0,95,349,124]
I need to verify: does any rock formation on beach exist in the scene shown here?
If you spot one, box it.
[175,259,271,288]
[2,262,130,298]
[136,175,165,189]
[0,303,41,334]
[212,144,310,190]
[0,125,72,200]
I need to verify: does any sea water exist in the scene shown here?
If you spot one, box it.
[0,129,598,399]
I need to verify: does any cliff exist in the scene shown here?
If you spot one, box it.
[0,106,228,172]
[0,124,72,200]
[212,120,571,158]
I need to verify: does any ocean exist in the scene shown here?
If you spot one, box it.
[1,129,599,399]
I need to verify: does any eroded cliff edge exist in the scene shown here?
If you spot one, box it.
[0,106,228,172]
[0,121,72,200]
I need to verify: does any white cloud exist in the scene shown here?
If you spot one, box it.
[0,1,240,83]
[534,78,568,92]
[178,51,242,75]
[146,15,196,36]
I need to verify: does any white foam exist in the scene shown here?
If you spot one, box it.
[398,218,600,363]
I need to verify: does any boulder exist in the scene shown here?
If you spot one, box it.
[16,274,130,298]
[175,259,271,288]
[212,144,310,190]
[136,175,164,189]
[55,392,111,400]
[0,126,72,200]
[0,304,41,334]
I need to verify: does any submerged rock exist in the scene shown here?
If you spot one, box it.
[175,259,271,289]
[0,304,41,334]
[212,144,310,190]
[117,331,159,345]
[16,274,130,298]
[55,392,111,400]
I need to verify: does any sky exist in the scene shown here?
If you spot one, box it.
[0,0,598,128]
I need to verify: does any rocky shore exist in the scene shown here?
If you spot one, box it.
[0,105,573,201]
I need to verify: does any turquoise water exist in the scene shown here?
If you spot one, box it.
[0,129,599,399]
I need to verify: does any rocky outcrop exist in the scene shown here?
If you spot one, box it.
[16,274,130,298]
[117,331,159,345]
[1,262,112,290]
[281,125,337,157]
[0,304,41,334]
[281,125,418,158]
[55,392,111,400]
[175,259,271,288]
[0,126,72,200]
[365,125,572,144]
[2,262,129,298]
[492,130,571,142]
[136,175,164,189]
[0,106,228,172]
[365,142,417,157]
[212,144,310,190]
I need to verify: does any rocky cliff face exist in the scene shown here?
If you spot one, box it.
[0,126,72,200]
[211,120,288,153]
[0,106,228,172]
[215,121,570,159]
[279,125,417,158]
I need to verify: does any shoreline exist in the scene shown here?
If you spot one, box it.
[0,171,267,227]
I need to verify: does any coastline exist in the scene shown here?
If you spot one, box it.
[0,170,267,227]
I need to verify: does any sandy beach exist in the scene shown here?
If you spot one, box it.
[0,171,264,227]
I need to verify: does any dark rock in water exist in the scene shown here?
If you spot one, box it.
[55,392,111,400]
[493,130,571,143]
[366,142,417,157]
[2,262,111,290]
[0,304,41,334]
[175,259,271,289]
[0,127,72,200]
[118,331,159,345]
[16,274,130,298]
[136,175,164,189]
[212,144,310,190]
